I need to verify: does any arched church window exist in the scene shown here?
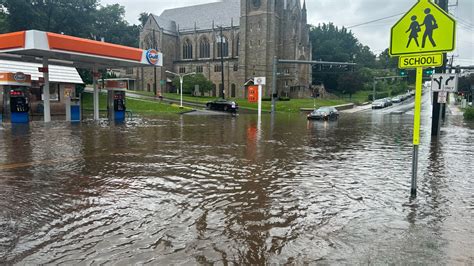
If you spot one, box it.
[183,39,193,60]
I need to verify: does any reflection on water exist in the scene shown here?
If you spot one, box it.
[0,113,473,264]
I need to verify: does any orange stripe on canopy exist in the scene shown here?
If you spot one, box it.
[47,32,143,61]
[0,31,26,50]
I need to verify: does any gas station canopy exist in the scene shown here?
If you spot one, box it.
[0,30,162,68]
[0,30,163,122]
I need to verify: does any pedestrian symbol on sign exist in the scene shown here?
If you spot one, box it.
[390,0,455,56]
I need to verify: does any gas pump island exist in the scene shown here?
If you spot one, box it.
[105,80,127,122]
[0,72,31,123]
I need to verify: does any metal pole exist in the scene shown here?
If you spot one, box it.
[180,76,183,108]
[93,65,99,120]
[153,29,157,97]
[411,146,418,197]
[220,26,225,99]
[258,84,262,119]
[42,57,51,122]
[271,56,277,113]
[432,0,448,136]
[372,79,376,101]
[411,67,423,198]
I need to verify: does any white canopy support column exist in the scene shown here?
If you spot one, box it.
[93,65,99,120]
[42,57,51,122]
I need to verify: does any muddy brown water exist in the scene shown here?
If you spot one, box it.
[0,112,473,264]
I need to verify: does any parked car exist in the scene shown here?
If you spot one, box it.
[384,98,393,106]
[206,99,238,113]
[307,106,339,120]
[372,99,388,109]
[391,96,403,103]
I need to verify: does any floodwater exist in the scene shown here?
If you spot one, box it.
[0,111,473,264]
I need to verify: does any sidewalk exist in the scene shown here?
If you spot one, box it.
[340,103,372,113]
[448,102,464,116]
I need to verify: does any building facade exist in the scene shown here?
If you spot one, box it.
[132,0,311,98]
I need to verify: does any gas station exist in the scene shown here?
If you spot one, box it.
[0,30,162,123]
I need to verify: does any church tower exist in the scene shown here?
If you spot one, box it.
[239,0,280,95]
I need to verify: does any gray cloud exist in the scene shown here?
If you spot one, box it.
[101,0,473,65]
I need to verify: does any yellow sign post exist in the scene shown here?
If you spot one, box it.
[390,0,456,198]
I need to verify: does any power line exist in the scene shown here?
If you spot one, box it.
[346,12,405,29]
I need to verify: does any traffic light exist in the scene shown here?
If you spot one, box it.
[424,68,434,75]
[400,70,407,77]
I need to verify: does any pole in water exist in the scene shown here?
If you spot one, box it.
[411,67,423,198]
[411,145,418,197]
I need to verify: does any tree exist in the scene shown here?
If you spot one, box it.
[338,72,365,99]
[310,23,376,93]
[172,74,213,95]
[458,74,474,96]
[2,0,99,38]
[377,48,399,69]
[139,12,150,28]
[93,4,139,47]
[1,0,138,47]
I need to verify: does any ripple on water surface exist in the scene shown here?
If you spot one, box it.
[0,114,473,264]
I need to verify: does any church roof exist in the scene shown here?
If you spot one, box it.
[155,0,240,33]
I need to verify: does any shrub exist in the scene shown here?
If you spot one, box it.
[464,107,474,120]
[368,92,389,101]
[279,97,290,101]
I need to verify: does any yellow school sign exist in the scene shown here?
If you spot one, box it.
[389,0,456,198]
[390,0,456,56]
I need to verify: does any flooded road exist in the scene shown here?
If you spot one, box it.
[0,111,473,264]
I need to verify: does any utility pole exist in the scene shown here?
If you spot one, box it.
[432,0,448,136]
[153,29,157,97]
[219,26,225,99]
[271,56,277,113]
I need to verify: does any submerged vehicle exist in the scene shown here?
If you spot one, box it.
[307,106,339,120]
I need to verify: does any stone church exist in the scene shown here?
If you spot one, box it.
[132,0,311,98]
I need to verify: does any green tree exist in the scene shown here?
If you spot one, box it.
[0,1,8,33]
[94,4,139,47]
[139,12,150,28]
[172,74,213,95]
[2,0,99,38]
[458,74,474,96]
[377,48,399,69]
[337,71,365,99]
[310,23,376,92]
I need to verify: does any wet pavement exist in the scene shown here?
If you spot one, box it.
[0,109,473,264]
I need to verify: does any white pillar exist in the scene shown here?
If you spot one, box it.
[93,66,99,120]
[43,58,51,122]
[258,84,262,119]
[65,95,71,121]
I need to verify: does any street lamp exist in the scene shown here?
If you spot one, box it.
[165,70,196,108]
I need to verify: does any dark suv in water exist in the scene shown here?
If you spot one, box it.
[206,99,238,113]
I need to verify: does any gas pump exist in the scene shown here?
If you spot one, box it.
[105,80,127,122]
[0,72,32,123]
[64,85,81,122]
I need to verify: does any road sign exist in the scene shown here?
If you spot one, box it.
[390,0,456,56]
[437,91,447,103]
[399,53,443,68]
[431,73,458,92]
[248,85,258,103]
[254,77,266,85]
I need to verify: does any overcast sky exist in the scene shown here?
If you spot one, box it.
[101,0,473,66]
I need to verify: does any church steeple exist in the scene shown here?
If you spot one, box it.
[302,0,307,24]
